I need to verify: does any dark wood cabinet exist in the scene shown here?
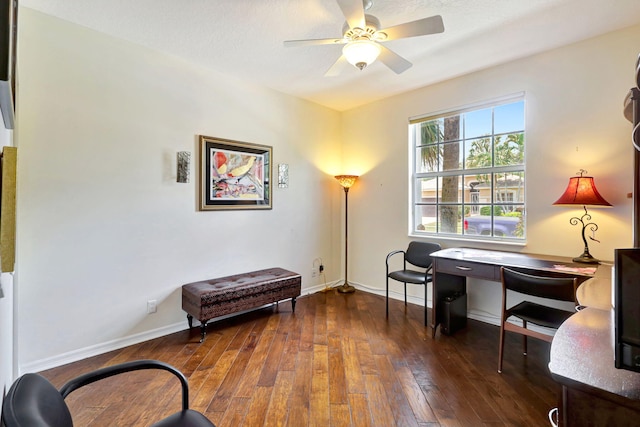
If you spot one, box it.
[549,308,640,426]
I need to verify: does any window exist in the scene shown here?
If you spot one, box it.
[409,96,525,240]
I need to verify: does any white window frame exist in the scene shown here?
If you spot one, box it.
[409,94,526,243]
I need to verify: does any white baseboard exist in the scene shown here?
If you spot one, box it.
[20,322,187,374]
[347,279,433,308]
[302,280,348,295]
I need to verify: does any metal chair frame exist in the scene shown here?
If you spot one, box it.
[386,241,441,326]
[1,359,216,427]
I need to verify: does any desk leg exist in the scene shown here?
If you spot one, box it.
[430,271,466,338]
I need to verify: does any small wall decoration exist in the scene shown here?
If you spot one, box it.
[278,164,289,188]
[177,151,191,183]
[198,135,272,210]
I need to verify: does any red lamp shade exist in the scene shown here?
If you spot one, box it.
[553,175,612,207]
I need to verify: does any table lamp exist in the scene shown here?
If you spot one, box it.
[553,169,611,264]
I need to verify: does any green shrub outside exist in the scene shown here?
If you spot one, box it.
[480,206,504,216]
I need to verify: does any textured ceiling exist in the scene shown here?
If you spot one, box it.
[19,0,640,111]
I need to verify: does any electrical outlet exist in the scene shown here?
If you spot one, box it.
[312,257,324,278]
[147,299,157,314]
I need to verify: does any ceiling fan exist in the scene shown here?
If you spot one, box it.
[283,0,444,76]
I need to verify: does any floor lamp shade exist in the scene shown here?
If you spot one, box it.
[335,175,358,293]
[335,175,358,190]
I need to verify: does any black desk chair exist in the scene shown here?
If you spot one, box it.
[498,267,578,373]
[1,359,216,427]
[386,241,441,326]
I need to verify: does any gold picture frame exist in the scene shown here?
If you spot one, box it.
[198,135,272,211]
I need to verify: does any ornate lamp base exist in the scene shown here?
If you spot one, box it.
[336,283,356,293]
[573,251,600,264]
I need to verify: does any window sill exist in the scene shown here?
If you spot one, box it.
[408,232,527,247]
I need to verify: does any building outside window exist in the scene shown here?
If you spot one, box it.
[409,95,525,240]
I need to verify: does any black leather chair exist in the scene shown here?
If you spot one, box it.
[386,241,441,326]
[1,359,216,427]
[498,267,578,373]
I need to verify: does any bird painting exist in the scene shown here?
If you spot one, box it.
[210,149,264,199]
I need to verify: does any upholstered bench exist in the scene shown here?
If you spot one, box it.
[182,267,302,342]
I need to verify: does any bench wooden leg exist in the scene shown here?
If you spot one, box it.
[291,297,297,313]
[200,321,207,343]
[186,314,207,343]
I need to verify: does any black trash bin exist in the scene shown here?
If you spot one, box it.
[441,292,467,335]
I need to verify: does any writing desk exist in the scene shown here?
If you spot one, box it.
[429,247,600,338]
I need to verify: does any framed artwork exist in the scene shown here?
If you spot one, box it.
[198,135,272,210]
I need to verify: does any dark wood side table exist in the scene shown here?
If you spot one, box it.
[549,307,640,426]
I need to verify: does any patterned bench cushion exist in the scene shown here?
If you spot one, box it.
[182,267,301,323]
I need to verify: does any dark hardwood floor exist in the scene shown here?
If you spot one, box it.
[40,290,560,426]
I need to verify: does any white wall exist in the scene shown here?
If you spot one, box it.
[342,24,639,323]
[15,8,343,372]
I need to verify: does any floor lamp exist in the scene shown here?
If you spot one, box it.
[335,175,358,293]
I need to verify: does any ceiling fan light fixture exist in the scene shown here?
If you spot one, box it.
[284,0,445,76]
[342,40,381,70]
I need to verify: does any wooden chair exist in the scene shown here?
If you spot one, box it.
[498,267,578,373]
[1,359,216,427]
[386,241,441,325]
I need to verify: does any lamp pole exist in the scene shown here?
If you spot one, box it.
[334,175,358,293]
[338,185,356,293]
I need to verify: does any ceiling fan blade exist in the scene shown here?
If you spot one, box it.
[380,15,444,40]
[325,55,351,77]
[336,0,365,29]
[284,38,345,47]
[378,45,412,74]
